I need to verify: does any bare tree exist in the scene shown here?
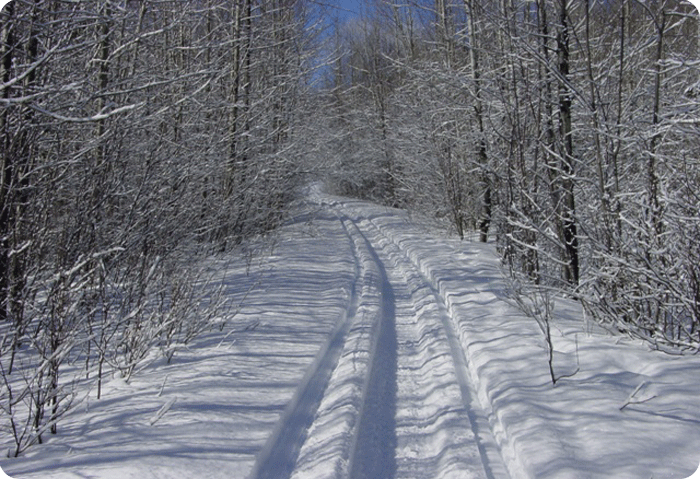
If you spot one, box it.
[0,0,319,456]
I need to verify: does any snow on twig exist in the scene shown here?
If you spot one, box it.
[148,397,176,426]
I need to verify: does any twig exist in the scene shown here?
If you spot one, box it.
[149,397,176,426]
[620,381,657,410]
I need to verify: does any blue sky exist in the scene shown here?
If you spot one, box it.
[330,0,362,20]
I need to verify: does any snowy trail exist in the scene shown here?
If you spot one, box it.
[5,192,700,479]
[267,196,504,479]
[344,217,397,479]
[247,234,360,479]
[352,208,501,479]
[337,202,500,479]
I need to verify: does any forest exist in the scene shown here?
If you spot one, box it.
[1,0,699,459]
[315,0,700,348]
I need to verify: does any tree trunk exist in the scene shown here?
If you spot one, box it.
[0,1,15,324]
[556,0,579,285]
[465,0,491,242]
[648,5,666,239]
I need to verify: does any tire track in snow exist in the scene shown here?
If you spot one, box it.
[286,207,396,479]
[346,221,398,479]
[370,220,511,479]
[352,204,506,479]
[257,197,506,479]
[331,200,494,478]
[249,208,363,479]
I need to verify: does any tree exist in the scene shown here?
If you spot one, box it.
[314,0,700,349]
[1,0,319,455]
[464,0,491,242]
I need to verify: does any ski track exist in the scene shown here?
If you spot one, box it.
[253,194,507,479]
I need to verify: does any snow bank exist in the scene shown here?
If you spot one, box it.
[354,199,700,479]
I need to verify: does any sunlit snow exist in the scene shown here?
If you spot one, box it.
[3,191,700,479]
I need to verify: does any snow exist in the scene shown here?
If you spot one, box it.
[2,192,700,479]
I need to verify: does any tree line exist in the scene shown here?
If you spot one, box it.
[1,0,321,456]
[314,0,700,349]
[1,0,699,459]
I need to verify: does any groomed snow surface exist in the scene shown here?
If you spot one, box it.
[3,191,700,479]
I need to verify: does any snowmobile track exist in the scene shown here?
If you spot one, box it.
[343,215,398,479]
[357,209,505,479]
[251,198,507,479]
[248,209,365,479]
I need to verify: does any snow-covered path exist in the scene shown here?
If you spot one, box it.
[3,193,700,479]
[261,198,502,479]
